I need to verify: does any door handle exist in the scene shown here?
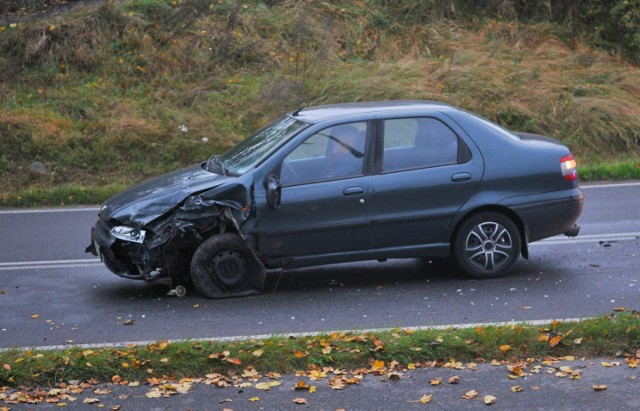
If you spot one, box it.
[451,172,471,182]
[343,186,365,196]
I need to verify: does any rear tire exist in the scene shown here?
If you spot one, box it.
[454,212,521,278]
[191,233,266,299]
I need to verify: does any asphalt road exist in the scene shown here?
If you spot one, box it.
[0,182,639,350]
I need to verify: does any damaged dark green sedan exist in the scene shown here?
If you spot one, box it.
[87,101,583,298]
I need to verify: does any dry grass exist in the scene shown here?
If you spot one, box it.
[0,1,638,205]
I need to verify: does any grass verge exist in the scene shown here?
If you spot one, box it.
[1,310,639,388]
[579,159,640,182]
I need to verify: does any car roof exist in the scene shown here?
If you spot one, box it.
[290,100,455,123]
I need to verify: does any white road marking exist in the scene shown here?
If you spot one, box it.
[0,259,102,271]
[531,232,640,246]
[0,207,99,215]
[581,181,640,189]
[0,317,593,352]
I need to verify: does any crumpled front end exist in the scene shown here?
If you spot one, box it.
[87,193,250,280]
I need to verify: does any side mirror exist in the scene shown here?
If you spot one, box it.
[266,175,281,210]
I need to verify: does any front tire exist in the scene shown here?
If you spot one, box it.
[454,212,521,278]
[191,234,266,299]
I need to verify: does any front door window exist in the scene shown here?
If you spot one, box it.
[280,122,367,185]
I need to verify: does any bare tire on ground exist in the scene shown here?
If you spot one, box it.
[191,233,266,298]
[454,212,521,278]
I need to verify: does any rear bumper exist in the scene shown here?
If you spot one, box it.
[513,189,584,243]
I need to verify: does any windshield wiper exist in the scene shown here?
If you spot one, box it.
[206,155,227,175]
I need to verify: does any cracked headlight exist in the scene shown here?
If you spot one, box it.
[111,226,146,244]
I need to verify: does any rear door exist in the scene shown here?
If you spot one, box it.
[371,116,483,249]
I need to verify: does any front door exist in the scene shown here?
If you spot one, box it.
[255,121,372,258]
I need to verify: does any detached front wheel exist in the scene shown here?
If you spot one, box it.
[191,234,266,298]
[454,212,521,278]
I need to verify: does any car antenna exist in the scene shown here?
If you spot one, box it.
[292,107,304,116]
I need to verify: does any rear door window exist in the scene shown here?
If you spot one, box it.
[382,117,460,172]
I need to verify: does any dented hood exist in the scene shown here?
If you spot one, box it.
[100,163,231,226]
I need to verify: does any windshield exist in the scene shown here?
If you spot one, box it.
[216,116,308,175]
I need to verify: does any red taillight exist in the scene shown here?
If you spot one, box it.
[561,154,578,181]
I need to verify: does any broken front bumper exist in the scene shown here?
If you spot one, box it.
[87,221,148,279]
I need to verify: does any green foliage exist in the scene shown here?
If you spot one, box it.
[579,0,640,64]
[579,159,640,181]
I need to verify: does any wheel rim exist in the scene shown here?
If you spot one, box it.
[464,221,514,271]
[208,249,247,289]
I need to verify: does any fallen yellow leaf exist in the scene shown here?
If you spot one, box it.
[419,394,433,404]
[294,380,311,391]
[484,395,497,405]
[293,398,307,404]
[31,314,39,319]
[511,386,523,393]
[372,359,385,370]
[255,381,281,390]
[145,389,162,398]
[549,335,563,347]
[248,396,260,402]
[499,345,511,352]
[462,390,479,399]
[592,384,607,391]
